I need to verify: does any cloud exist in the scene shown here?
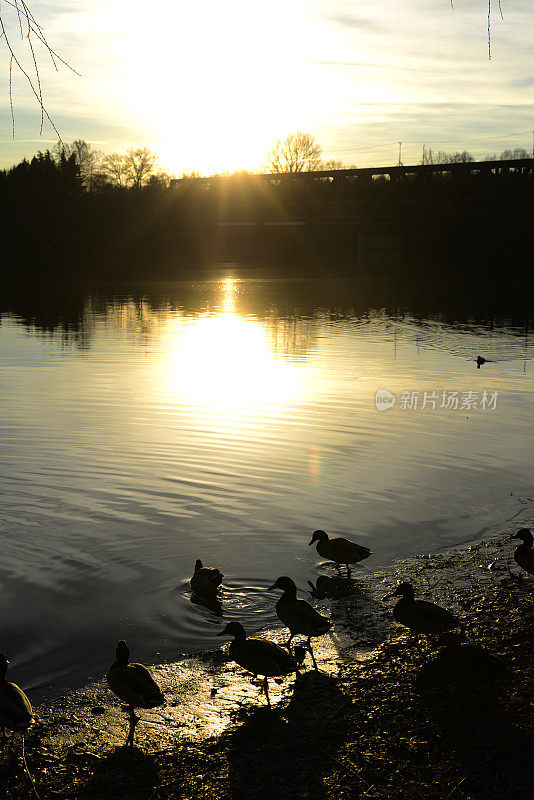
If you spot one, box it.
[327,12,386,34]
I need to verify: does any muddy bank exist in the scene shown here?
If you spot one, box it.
[1,528,533,800]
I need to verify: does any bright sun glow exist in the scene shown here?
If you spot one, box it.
[113,1,339,174]
[163,280,305,413]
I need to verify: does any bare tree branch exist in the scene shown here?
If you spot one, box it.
[0,3,81,138]
[265,132,322,174]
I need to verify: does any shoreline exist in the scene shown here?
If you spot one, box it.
[2,524,533,799]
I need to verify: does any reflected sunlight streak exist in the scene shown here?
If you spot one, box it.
[165,311,306,415]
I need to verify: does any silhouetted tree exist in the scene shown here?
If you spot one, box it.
[422,149,474,164]
[265,132,322,173]
[125,147,157,189]
[500,148,530,160]
[52,139,103,192]
[322,159,346,170]
[145,172,171,190]
[100,153,128,187]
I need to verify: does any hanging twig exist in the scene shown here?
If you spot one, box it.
[9,55,14,138]
[0,2,81,138]
[488,0,492,60]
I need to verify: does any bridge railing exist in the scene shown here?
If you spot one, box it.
[170,158,534,189]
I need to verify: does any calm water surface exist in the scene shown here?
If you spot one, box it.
[1,276,533,691]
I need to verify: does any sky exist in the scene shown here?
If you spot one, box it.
[0,0,532,175]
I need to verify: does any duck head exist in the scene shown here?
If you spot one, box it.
[115,639,130,665]
[512,528,533,547]
[217,621,246,640]
[309,529,328,546]
[194,559,203,572]
[267,576,297,593]
[382,581,415,601]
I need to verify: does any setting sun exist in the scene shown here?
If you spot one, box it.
[115,1,326,174]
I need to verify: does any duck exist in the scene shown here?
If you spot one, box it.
[218,621,298,708]
[476,355,486,368]
[433,632,510,683]
[383,582,459,642]
[309,529,372,575]
[0,653,33,738]
[107,640,165,746]
[268,576,331,668]
[190,559,223,597]
[511,528,534,577]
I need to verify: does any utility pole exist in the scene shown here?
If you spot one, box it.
[422,144,426,165]
[397,141,403,166]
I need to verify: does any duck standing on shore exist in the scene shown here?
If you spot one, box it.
[268,576,331,668]
[433,633,511,683]
[383,582,459,643]
[511,528,534,578]
[107,640,165,746]
[309,529,372,575]
[218,621,298,708]
[190,559,224,597]
[0,653,33,738]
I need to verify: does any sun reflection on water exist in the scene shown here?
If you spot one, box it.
[164,280,307,415]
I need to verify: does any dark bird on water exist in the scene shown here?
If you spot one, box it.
[218,621,298,708]
[107,640,165,746]
[0,653,33,738]
[383,582,459,642]
[511,528,534,577]
[268,576,331,668]
[190,559,223,596]
[309,529,372,575]
[476,355,486,368]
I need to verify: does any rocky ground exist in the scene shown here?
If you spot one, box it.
[1,530,533,800]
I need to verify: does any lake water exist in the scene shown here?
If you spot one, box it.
[1,274,533,692]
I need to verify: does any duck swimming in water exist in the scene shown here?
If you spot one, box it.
[0,653,33,738]
[218,621,298,708]
[309,529,372,575]
[107,640,165,746]
[190,559,223,597]
[383,582,459,643]
[268,576,331,668]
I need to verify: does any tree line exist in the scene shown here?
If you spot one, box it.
[0,133,530,201]
[1,129,531,287]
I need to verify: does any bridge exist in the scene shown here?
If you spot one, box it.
[165,156,533,276]
[170,157,534,188]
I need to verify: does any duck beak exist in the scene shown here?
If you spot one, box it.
[382,590,397,601]
[308,539,314,546]
[510,533,519,539]
[216,630,227,637]
[267,583,276,591]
